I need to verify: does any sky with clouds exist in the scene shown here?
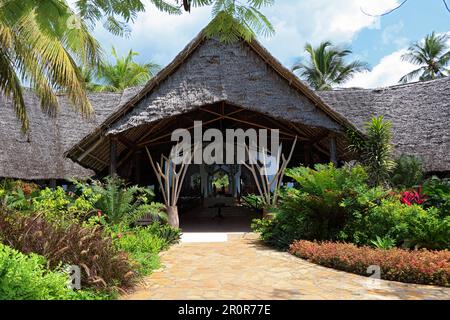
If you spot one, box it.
[90,0,450,89]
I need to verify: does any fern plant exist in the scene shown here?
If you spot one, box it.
[91,176,166,226]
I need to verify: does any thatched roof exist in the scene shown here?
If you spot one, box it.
[0,24,448,180]
[318,77,450,173]
[0,87,142,180]
[65,29,360,172]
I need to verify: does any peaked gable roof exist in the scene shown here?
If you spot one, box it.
[66,28,358,170]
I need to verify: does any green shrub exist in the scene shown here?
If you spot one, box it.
[144,222,182,247]
[110,222,180,275]
[347,116,395,186]
[252,164,386,248]
[0,243,107,300]
[422,176,450,217]
[343,200,450,250]
[241,194,264,211]
[391,155,424,189]
[289,240,450,287]
[0,211,135,291]
[112,227,165,275]
[90,176,166,226]
[370,236,396,249]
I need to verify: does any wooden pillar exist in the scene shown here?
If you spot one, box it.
[109,136,118,176]
[329,134,338,165]
[49,179,57,189]
[134,150,142,185]
[304,143,312,167]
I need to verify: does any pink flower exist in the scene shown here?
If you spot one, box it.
[117,233,122,239]
[97,211,102,217]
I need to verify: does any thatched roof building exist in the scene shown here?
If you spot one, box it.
[0,87,142,180]
[0,28,449,181]
[319,78,450,173]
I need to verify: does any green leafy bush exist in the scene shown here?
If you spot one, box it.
[289,240,450,287]
[241,194,264,211]
[0,211,135,291]
[423,176,450,217]
[0,243,108,300]
[251,164,386,248]
[370,236,396,249]
[391,155,424,189]
[90,176,166,226]
[110,222,180,275]
[343,200,450,250]
[347,116,395,186]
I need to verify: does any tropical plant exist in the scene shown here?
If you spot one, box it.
[112,226,166,275]
[0,243,108,300]
[0,0,101,132]
[422,176,450,217]
[251,164,386,248]
[0,210,135,291]
[91,176,166,226]
[347,116,395,186]
[242,194,264,211]
[292,41,370,90]
[400,186,427,206]
[89,47,160,92]
[391,154,424,188]
[74,0,274,41]
[400,32,450,83]
[202,1,274,43]
[370,235,396,249]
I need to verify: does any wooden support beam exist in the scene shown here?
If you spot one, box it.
[329,134,338,165]
[77,137,103,162]
[117,135,135,149]
[304,143,312,167]
[109,136,118,176]
[200,108,302,139]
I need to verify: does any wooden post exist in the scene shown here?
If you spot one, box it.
[134,150,142,185]
[49,179,57,189]
[304,143,312,167]
[329,134,338,165]
[109,136,118,176]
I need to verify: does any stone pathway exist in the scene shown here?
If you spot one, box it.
[123,233,450,300]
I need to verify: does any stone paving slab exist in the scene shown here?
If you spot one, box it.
[123,233,450,300]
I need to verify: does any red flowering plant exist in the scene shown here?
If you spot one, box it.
[400,186,427,206]
[289,240,450,286]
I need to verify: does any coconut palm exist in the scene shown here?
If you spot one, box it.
[292,41,370,91]
[399,32,450,83]
[89,47,161,92]
[0,0,101,132]
[76,0,274,41]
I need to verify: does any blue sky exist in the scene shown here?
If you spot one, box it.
[91,0,450,88]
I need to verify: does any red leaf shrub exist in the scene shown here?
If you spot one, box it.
[0,211,135,292]
[289,240,450,287]
[400,186,427,206]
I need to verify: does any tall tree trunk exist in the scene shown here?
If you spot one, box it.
[166,206,179,228]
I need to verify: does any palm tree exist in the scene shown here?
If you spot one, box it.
[292,41,370,90]
[400,32,450,83]
[0,0,101,132]
[89,47,160,92]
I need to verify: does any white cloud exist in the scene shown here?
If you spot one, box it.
[90,0,400,66]
[259,0,400,65]
[343,31,450,88]
[381,21,409,48]
[343,49,416,88]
